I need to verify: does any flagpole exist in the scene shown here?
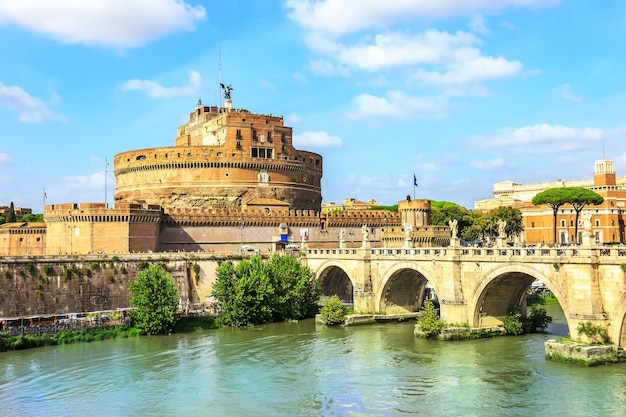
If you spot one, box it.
[105,157,109,208]
[43,188,46,210]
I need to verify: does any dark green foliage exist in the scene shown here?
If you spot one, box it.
[119,266,127,274]
[503,311,524,335]
[193,263,201,284]
[368,205,398,212]
[21,213,44,222]
[26,262,36,275]
[172,316,218,333]
[576,321,610,344]
[43,265,54,276]
[3,270,11,279]
[320,295,346,325]
[129,264,179,335]
[416,299,445,337]
[532,187,602,244]
[528,306,552,332]
[138,261,149,270]
[111,256,120,262]
[90,261,99,270]
[6,202,16,223]
[213,254,319,327]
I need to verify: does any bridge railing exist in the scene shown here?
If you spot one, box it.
[305,246,626,260]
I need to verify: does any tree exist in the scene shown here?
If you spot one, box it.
[6,202,16,223]
[532,188,571,244]
[21,213,44,222]
[429,202,471,237]
[320,295,346,325]
[532,187,604,245]
[129,264,179,335]
[213,254,319,327]
[567,187,603,244]
[486,206,524,241]
[415,298,445,338]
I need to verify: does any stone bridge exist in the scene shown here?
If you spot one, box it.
[304,245,626,346]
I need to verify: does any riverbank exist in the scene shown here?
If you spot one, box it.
[0,316,218,352]
[545,339,626,366]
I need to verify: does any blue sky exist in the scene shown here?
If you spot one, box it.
[1,0,625,212]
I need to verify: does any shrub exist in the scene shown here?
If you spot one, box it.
[528,306,552,332]
[119,266,127,274]
[193,263,201,285]
[90,262,99,270]
[320,295,346,326]
[576,321,610,344]
[138,261,150,271]
[26,262,36,275]
[129,264,179,335]
[416,298,445,337]
[503,311,524,335]
[43,265,54,276]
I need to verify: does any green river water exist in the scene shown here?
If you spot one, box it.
[1,304,626,417]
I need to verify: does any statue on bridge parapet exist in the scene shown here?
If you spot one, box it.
[449,219,458,239]
[339,228,346,249]
[497,219,507,239]
[361,224,369,248]
[404,223,413,247]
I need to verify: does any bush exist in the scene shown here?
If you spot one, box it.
[320,295,346,326]
[503,311,524,335]
[416,299,445,337]
[576,321,610,344]
[213,254,319,327]
[43,265,54,276]
[129,264,179,335]
[528,306,552,332]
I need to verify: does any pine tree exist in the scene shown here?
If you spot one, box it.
[6,202,16,223]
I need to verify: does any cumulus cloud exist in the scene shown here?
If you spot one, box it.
[468,14,489,34]
[293,131,342,148]
[347,91,451,121]
[0,0,206,48]
[286,0,558,38]
[0,152,12,164]
[470,157,509,171]
[554,83,582,102]
[0,82,65,123]
[120,70,202,99]
[475,124,605,153]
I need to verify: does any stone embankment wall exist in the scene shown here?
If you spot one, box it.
[0,253,233,318]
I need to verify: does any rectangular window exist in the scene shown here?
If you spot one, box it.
[259,148,266,158]
[281,133,286,143]
[251,148,258,158]
[252,130,258,141]
[267,132,272,142]
[236,129,242,139]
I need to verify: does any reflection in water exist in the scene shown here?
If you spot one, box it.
[1,305,625,417]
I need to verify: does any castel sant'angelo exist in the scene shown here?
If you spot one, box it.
[1,87,449,257]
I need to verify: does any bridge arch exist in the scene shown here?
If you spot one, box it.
[469,264,570,329]
[315,261,354,303]
[378,263,438,314]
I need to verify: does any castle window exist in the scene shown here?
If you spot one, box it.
[236,129,242,139]
[136,155,146,160]
[187,152,193,157]
[595,219,600,227]
[267,132,272,143]
[531,222,535,227]
[251,147,273,159]
[252,130,258,141]
[236,141,242,150]
[560,220,565,227]
[281,133,286,143]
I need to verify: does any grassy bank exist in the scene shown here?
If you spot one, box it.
[0,316,219,352]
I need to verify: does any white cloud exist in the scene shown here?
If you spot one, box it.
[294,131,342,148]
[120,70,202,99]
[0,0,206,48]
[286,0,558,38]
[470,157,509,171]
[0,152,11,164]
[468,15,489,34]
[0,82,65,123]
[347,91,451,121]
[554,83,582,102]
[63,172,106,190]
[286,113,303,124]
[475,124,605,153]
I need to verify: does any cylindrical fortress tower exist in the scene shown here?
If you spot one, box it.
[114,103,323,213]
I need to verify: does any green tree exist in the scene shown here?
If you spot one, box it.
[532,187,604,245]
[320,295,346,325]
[461,210,487,242]
[0,215,5,225]
[416,298,445,338]
[21,213,44,222]
[267,253,319,321]
[532,188,574,244]
[567,187,603,244]
[6,202,16,223]
[129,264,179,335]
[503,311,524,335]
[486,206,524,241]
[429,202,471,237]
[213,254,319,327]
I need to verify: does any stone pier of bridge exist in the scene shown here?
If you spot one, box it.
[303,245,626,347]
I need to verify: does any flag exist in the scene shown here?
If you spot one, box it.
[43,189,47,199]
[413,174,418,187]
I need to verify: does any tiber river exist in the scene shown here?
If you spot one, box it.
[1,304,626,417]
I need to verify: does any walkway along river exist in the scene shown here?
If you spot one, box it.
[1,304,625,417]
